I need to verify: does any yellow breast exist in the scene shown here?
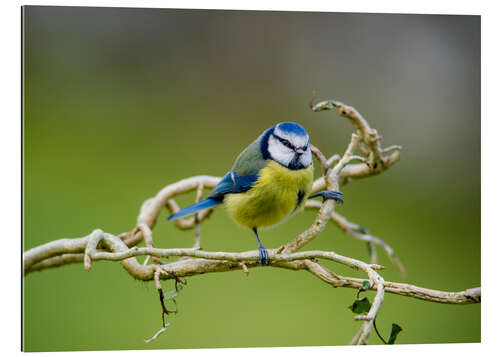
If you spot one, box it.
[225,161,314,229]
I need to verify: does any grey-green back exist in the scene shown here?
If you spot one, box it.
[231,136,268,176]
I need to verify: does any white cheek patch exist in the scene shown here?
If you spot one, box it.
[300,148,312,167]
[268,135,295,166]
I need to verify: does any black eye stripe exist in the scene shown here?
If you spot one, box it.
[272,133,294,149]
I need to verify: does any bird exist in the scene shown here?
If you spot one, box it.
[167,122,343,266]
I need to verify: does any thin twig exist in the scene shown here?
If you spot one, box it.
[283,134,359,253]
[381,145,403,154]
[144,323,170,343]
[23,229,480,305]
[239,262,249,276]
[372,318,387,345]
[311,144,330,175]
[193,182,204,249]
[135,223,164,265]
[304,200,405,276]
[22,98,480,347]
[355,278,385,344]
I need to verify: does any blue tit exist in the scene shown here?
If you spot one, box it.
[168,122,343,265]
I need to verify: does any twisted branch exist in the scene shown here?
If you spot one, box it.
[23,98,479,346]
[304,200,405,275]
[23,228,480,305]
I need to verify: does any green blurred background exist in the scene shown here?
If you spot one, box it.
[22,6,480,351]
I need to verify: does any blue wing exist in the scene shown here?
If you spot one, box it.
[207,171,259,200]
[167,171,259,221]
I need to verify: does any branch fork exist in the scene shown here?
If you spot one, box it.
[23,98,479,346]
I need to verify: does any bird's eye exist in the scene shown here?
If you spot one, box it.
[273,134,294,150]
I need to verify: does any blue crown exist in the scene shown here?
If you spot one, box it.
[275,122,308,137]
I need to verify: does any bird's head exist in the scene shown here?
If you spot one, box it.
[261,122,312,170]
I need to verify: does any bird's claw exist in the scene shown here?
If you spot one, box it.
[309,190,344,204]
[258,246,270,266]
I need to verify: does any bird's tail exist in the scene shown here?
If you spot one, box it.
[167,198,222,221]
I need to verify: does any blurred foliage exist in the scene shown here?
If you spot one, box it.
[23,6,480,351]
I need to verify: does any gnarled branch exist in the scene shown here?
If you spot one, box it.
[23,98,479,346]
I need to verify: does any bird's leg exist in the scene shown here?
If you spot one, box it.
[308,190,344,204]
[252,227,270,266]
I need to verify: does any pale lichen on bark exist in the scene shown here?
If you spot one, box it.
[23,98,480,345]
